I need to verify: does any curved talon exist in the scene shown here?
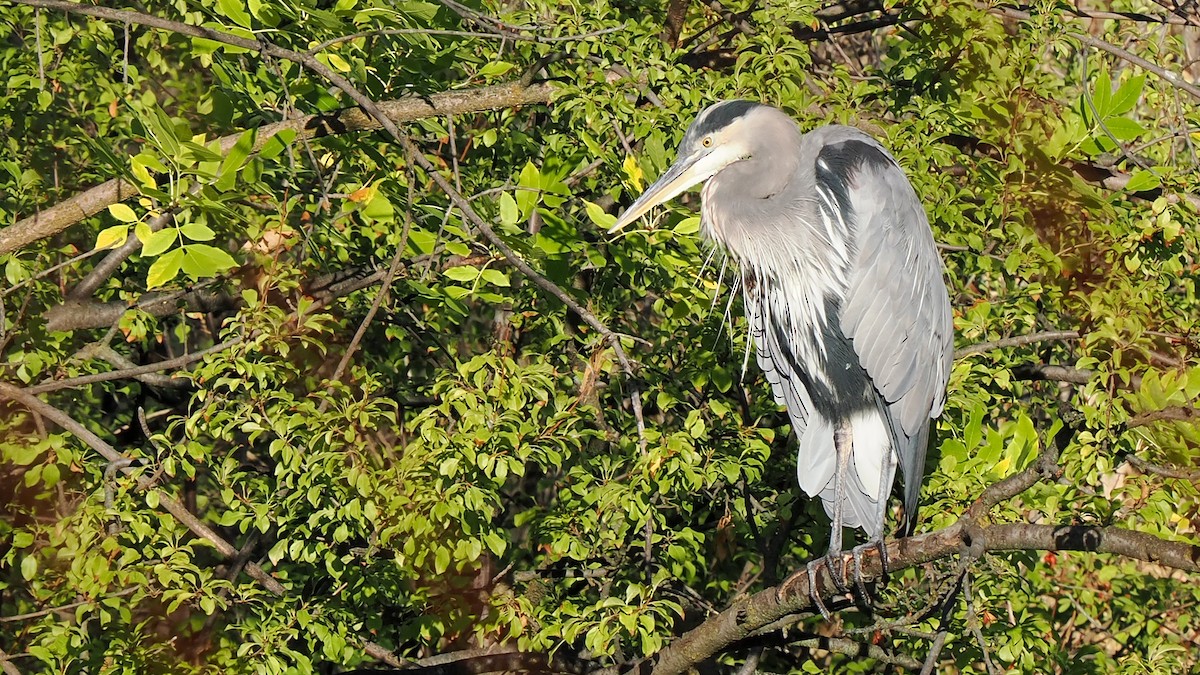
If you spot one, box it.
[850,547,873,610]
[827,552,851,596]
[807,559,833,620]
[875,540,891,585]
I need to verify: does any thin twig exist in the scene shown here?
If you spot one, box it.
[1125,454,1200,480]
[319,189,415,410]
[306,25,623,53]
[0,381,410,669]
[26,339,237,394]
[0,587,139,623]
[954,330,1081,359]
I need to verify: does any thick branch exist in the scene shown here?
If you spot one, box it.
[44,289,236,333]
[639,520,1199,675]
[1127,405,1200,428]
[2,43,552,255]
[342,647,584,675]
[1011,363,1094,385]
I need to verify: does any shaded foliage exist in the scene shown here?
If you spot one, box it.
[1,0,1198,673]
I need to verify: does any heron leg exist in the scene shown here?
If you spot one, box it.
[826,418,854,595]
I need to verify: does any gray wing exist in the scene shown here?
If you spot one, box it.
[816,127,954,531]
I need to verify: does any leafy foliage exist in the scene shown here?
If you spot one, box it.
[1,0,1198,673]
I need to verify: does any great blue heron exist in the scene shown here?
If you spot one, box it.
[610,100,953,612]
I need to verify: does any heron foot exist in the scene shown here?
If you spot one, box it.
[846,540,891,614]
[776,555,851,621]
[806,558,834,620]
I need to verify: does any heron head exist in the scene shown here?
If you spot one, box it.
[609,100,764,233]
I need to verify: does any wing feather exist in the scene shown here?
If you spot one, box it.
[817,130,954,532]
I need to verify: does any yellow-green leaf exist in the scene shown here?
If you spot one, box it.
[499,192,518,226]
[108,203,138,223]
[181,244,237,278]
[583,200,616,230]
[141,228,178,257]
[21,555,36,581]
[622,154,644,192]
[146,248,184,288]
[94,225,129,250]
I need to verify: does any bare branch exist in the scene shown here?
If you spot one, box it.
[1127,405,1200,428]
[0,587,139,623]
[1125,454,1200,481]
[44,289,236,333]
[635,519,1200,675]
[340,646,584,675]
[1011,363,1095,385]
[955,330,1082,359]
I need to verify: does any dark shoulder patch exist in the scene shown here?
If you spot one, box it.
[814,139,893,215]
[692,100,760,137]
[815,139,893,187]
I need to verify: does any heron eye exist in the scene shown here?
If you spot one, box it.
[702,136,713,148]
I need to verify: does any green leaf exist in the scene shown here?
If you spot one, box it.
[478,61,515,78]
[217,129,255,190]
[140,228,178,257]
[1110,74,1145,116]
[20,555,36,580]
[1090,70,1113,120]
[362,191,394,223]
[1103,117,1144,142]
[479,269,510,287]
[181,222,216,242]
[94,225,129,250]
[499,192,519,226]
[146,248,184,288]
[674,216,700,235]
[443,266,479,282]
[1125,169,1161,192]
[583,200,616,231]
[516,162,541,216]
[217,0,253,28]
[108,203,138,223]
[322,53,352,73]
[180,244,237,278]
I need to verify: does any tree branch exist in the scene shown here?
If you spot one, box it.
[1125,454,1200,481]
[955,330,1082,359]
[987,4,1200,101]
[1,7,553,257]
[342,647,585,675]
[43,289,236,333]
[1011,363,1095,385]
[0,381,409,668]
[634,520,1200,675]
[1127,405,1200,428]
